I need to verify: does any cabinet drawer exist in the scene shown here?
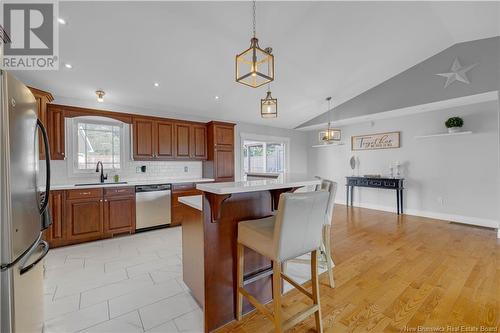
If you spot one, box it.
[104,187,135,198]
[172,183,195,191]
[66,188,103,200]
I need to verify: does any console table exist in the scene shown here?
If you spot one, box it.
[346,177,405,214]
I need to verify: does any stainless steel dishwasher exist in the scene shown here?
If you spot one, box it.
[135,184,172,230]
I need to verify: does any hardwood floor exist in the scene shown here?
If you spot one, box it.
[216,205,499,333]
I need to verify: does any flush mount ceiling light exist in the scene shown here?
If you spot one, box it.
[318,97,341,143]
[235,0,274,88]
[260,85,277,118]
[95,90,105,103]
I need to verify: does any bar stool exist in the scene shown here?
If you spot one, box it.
[237,191,330,333]
[287,179,338,288]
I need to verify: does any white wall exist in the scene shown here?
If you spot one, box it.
[234,122,309,180]
[307,101,499,228]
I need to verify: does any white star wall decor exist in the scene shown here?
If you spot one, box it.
[436,58,477,88]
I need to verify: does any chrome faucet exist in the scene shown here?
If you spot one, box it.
[95,161,108,183]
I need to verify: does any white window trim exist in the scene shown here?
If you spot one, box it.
[239,132,291,176]
[66,116,129,178]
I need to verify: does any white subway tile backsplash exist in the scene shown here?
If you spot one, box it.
[40,160,203,186]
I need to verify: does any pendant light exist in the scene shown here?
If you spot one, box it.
[96,90,105,103]
[319,97,341,143]
[235,0,274,88]
[261,84,277,118]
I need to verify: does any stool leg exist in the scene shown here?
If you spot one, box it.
[323,226,335,288]
[311,251,323,333]
[236,243,244,321]
[272,261,283,333]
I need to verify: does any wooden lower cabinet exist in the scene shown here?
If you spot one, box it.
[44,187,136,248]
[171,183,202,226]
[103,195,136,236]
[42,190,66,247]
[65,197,104,242]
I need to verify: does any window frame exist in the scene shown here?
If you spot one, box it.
[239,132,290,177]
[67,116,128,176]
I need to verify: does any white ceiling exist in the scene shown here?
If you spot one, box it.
[14,1,500,129]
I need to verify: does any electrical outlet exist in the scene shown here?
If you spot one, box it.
[136,166,141,173]
[184,166,188,173]
[437,196,444,206]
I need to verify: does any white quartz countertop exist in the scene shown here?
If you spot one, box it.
[178,195,203,211]
[40,178,214,191]
[196,174,320,195]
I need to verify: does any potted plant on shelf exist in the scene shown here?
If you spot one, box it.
[445,116,464,134]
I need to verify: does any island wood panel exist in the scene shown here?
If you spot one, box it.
[202,190,284,332]
[156,120,175,159]
[180,202,204,306]
[133,118,155,159]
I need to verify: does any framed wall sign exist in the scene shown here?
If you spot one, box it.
[351,131,400,151]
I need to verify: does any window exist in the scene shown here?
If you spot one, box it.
[243,140,286,174]
[72,118,123,171]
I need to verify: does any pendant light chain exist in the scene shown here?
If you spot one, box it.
[252,0,257,38]
[327,97,332,126]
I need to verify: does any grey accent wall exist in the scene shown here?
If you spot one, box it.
[298,37,500,128]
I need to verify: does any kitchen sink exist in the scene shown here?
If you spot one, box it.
[75,182,128,186]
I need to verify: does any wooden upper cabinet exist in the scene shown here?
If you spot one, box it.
[133,118,155,159]
[175,123,191,158]
[47,104,66,160]
[156,120,174,159]
[28,87,54,160]
[205,122,236,182]
[191,125,207,160]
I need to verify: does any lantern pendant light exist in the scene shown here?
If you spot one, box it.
[319,97,341,143]
[261,84,277,118]
[235,0,275,88]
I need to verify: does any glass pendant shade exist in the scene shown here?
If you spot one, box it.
[261,90,277,118]
[236,38,275,88]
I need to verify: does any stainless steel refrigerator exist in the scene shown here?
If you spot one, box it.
[0,70,52,333]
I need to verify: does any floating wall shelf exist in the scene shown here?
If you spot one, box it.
[312,142,346,148]
[414,131,472,139]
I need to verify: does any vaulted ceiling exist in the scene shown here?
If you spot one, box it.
[14,1,500,128]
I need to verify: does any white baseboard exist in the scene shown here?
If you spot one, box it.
[336,200,499,229]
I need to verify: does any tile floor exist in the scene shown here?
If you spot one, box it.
[43,227,320,333]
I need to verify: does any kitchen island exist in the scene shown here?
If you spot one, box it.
[179,175,320,332]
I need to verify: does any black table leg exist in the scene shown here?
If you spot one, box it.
[396,189,400,215]
[346,186,349,206]
[350,186,353,206]
[400,189,404,214]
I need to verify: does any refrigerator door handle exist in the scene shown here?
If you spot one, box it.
[19,238,49,275]
[37,119,51,215]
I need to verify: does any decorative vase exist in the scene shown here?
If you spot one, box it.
[448,127,461,134]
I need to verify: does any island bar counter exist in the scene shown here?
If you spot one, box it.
[193,175,321,332]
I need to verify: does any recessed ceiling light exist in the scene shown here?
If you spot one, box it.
[154,82,160,87]
[57,18,66,25]
[214,96,220,100]
[64,63,72,69]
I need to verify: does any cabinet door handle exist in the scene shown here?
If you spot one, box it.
[100,199,103,202]
[81,192,91,195]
